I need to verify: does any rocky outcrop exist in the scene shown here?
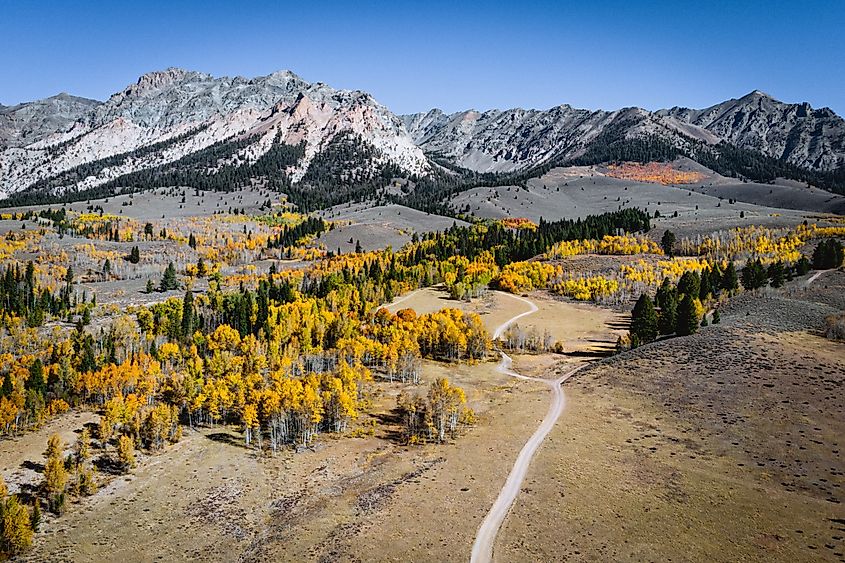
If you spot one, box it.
[0,68,428,198]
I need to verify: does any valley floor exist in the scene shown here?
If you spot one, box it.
[501,271,845,562]
[8,274,845,562]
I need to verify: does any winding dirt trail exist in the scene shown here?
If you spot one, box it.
[470,293,585,563]
[386,288,423,309]
[806,269,830,286]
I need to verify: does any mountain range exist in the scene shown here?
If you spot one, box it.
[1,68,844,208]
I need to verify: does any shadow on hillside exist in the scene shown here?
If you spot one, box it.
[94,455,125,475]
[370,409,406,445]
[563,348,615,359]
[205,431,250,450]
[21,460,44,473]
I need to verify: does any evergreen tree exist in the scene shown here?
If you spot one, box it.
[181,290,195,339]
[796,255,811,276]
[710,263,723,295]
[676,294,699,336]
[712,309,721,324]
[145,279,155,294]
[631,293,658,343]
[677,271,700,298]
[126,246,140,264]
[658,291,678,335]
[768,261,785,288]
[188,233,197,249]
[654,278,678,335]
[722,262,739,293]
[699,267,713,300]
[25,359,45,397]
[660,230,676,257]
[741,259,767,290]
[1,374,12,398]
[159,263,178,292]
[812,238,844,269]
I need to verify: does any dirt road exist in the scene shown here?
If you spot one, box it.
[471,293,585,563]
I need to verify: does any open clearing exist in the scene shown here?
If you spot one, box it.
[14,273,845,561]
[498,272,845,562]
[317,203,467,252]
[450,160,844,241]
[19,287,617,561]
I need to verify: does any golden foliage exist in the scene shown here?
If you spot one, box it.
[495,261,558,293]
[499,217,538,230]
[547,234,662,258]
[551,275,620,301]
[606,162,705,185]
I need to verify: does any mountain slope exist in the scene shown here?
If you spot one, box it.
[403,92,845,183]
[0,68,428,202]
[3,75,844,207]
[657,90,845,172]
[0,93,101,148]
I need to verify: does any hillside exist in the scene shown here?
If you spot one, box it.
[404,92,845,196]
[0,68,428,207]
[657,90,845,171]
[2,71,845,211]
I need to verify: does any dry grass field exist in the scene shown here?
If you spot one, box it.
[7,267,844,562]
[499,272,845,562]
[10,288,618,561]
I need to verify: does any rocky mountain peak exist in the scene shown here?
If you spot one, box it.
[121,67,209,96]
[0,67,429,199]
[744,89,772,99]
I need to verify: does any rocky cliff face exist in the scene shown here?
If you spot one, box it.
[3,72,843,202]
[656,90,845,172]
[0,68,428,199]
[404,91,845,174]
[0,93,100,149]
[402,105,616,172]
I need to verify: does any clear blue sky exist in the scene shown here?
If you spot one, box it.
[2,0,843,115]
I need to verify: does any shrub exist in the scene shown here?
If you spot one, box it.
[824,312,845,341]
[117,435,136,471]
[813,238,844,269]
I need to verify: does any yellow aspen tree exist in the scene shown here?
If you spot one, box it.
[117,435,135,471]
[1,494,33,556]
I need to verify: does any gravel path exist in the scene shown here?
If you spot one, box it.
[471,293,585,563]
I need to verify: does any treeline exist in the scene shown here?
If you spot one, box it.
[813,238,844,269]
[97,135,305,196]
[25,124,212,195]
[267,217,329,249]
[562,118,845,195]
[390,158,556,216]
[627,247,825,347]
[1,134,306,208]
[405,208,651,267]
[16,208,71,235]
[628,264,735,346]
[567,112,684,166]
[1,262,74,327]
[287,131,404,211]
